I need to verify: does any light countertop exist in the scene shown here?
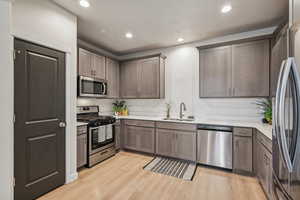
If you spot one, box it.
[77,122,88,127]
[116,115,273,140]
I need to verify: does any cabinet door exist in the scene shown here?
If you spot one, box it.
[271,29,288,97]
[293,0,300,24]
[124,126,139,150]
[138,57,160,98]
[232,40,270,97]
[92,54,106,80]
[106,58,119,98]
[233,136,253,173]
[78,48,93,77]
[114,125,121,150]
[199,46,232,97]
[156,128,176,158]
[77,134,87,168]
[120,61,138,98]
[176,131,197,161]
[138,127,155,153]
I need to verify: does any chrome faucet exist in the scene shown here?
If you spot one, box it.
[179,102,186,119]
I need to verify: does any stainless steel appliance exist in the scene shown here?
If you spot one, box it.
[78,76,107,98]
[197,124,233,169]
[272,1,300,199]
[77,106,116,167]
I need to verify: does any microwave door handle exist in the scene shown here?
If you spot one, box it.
[103,83,107,95]
[279,58,294,173]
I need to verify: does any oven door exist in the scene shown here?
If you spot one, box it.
[89,125,114,155]
[78,76,107,98]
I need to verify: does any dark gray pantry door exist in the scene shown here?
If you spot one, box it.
[14,39,66,200]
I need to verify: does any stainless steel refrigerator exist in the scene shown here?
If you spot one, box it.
[272,1,300,199]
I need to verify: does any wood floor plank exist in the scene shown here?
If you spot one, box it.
[38,152,267,200]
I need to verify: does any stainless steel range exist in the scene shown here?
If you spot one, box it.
[77,106,116,167]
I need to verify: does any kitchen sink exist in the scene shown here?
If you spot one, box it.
[162,118,195,122]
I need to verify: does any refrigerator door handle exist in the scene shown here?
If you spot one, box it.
[278,57,300,173]
[275,60,287,168]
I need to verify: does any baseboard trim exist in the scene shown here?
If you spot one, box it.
[65,172,78,184]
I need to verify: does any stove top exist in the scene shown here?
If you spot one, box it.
[77,115,116,127]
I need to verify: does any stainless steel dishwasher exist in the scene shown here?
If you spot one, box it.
[197,124,233,169]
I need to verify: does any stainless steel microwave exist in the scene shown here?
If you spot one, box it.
[78,76,107,98]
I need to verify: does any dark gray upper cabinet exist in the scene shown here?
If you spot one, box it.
[120,60,139,98]
[78,48,93,77]
[232,40,270,97]
[233,128,253,174]
[270,25,288,97]
[120,55,165,99]
[198,39,270,98]
[78,48,106,80]
[199,46,232,97]
[106,57,120,98]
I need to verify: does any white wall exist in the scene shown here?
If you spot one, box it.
[114,27,276,122]
[11,0,78,187]
[0,1,14,199]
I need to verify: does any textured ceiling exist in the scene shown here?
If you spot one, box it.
[53,0,288,55]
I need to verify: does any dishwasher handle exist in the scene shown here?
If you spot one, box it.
[197,124,233,132]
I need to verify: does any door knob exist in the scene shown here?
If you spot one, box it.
[59,122,66,128]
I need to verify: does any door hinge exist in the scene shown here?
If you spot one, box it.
[14,114,16,123]
[13,177,15,187]
[13,50,21,60]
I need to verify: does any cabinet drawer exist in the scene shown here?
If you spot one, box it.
[256,130,272,153]
[77,125,87,135]
[114,120,121,126]
[156,122,197,132]
[124,120,155,127]
[234,127,253,137]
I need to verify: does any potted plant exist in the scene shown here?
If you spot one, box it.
[255,99,272,125]
[112,100,128,116]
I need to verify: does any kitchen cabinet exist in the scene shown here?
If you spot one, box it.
[77,125,87,169]
[78,48,106,80]
[156,123,197,161]
[198,39,270,98]
[120,61,138,98]
[255,130,273,199]
[123,121,155,153]
[114,124,121,150]
[271,25,288,97]
[78,48,92,77]
[232,40,270,97]
[233,128,253,174]
[199,46,232,97]
[92,54,106,80]
[120,55,165,99]
[106,58,119,98]
[293,0,300,24]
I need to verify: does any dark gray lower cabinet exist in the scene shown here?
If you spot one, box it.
[233,136,253,173]
[124,125,155,153]
[114,124,121,150]
[255,130,273,199]
[77,126,87,169]
[156,128,196,161]
[233,128,253,174]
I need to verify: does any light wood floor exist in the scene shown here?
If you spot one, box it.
[38,152,267,200]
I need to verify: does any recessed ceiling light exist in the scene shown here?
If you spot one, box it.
[177,38,184,42]
[79,0,90,8]
[125,32,133,39]
[221,5,232,13]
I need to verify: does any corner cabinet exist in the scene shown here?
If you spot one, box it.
[120,55,165,99]
[106,58,120,98]
[198,39,270,98]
